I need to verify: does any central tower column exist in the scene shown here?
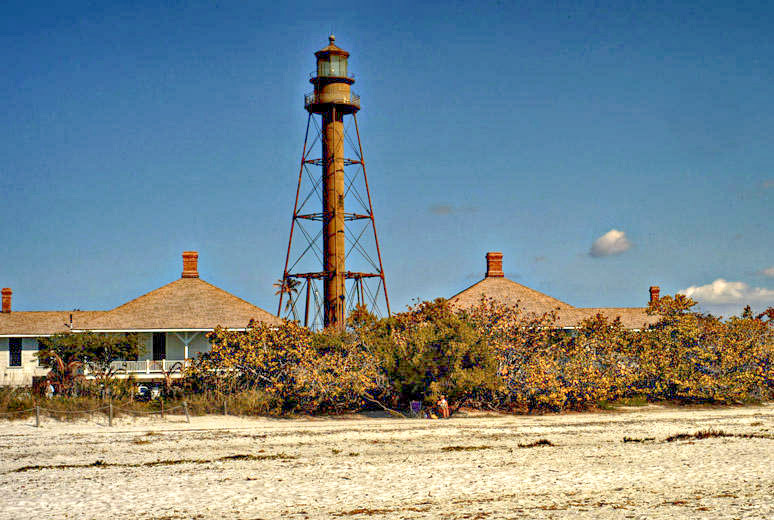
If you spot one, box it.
[310,35,358,328]
[322,107,346,327]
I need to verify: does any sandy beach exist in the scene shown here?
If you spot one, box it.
[0,404,772,519]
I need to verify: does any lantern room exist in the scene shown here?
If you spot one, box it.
[306,35,359,114]
[315,35,350,78]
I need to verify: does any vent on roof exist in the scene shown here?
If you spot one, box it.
[485,252,504,278]
[182,251,199,278]
[1,288,11,313]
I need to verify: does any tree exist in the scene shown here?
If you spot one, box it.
[463,297,559,411]
[358,299,499,413]
[41,350,84,396]
[37,332,144,396]
[186,320,379,414]
[756,307,774,323]
[633,294,774,403]
[274,278,301,318]
[160,361,185,398]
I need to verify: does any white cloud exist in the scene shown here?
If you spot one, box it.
[762,266,774,277]
[680,279,774,305]
[590,229,632,257]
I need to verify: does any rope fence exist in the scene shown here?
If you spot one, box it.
[0,408,35,416]
[0,402,191,427]
[39,406,110,414]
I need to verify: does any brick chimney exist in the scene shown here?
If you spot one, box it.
[649,285,660,304]
[181,251,199,278]
[1,288,11,313]
[485,252,504,278]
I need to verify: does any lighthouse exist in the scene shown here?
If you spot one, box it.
[278,36,390,329]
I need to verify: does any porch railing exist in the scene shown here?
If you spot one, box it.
[106,359,188,375]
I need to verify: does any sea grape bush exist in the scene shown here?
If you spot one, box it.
[632,295,774,403]
[184,320,378,414]
[468,295,772,411]
[465,300,640,411]
[182,296,773,415]
[355,299,500,411]
[552,314,639,410]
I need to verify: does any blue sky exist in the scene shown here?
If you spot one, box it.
[1,0,772,318]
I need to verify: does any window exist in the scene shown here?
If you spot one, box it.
[328,55,346,76]
[37,340,46,366]
[317,55,347,77]
[152,333,166,361]
[9,338,22,367]
[317,57,329,77]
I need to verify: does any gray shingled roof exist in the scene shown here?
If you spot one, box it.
[0,311,104,336]
[74,277,281,331]
[449,276,658,329]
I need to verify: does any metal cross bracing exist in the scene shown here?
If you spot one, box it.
[278,111,390,330]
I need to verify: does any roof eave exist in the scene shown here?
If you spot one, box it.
[71,328,230,333]
[0,333,57,338]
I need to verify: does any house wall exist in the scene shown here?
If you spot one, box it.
[0,337,49,387]
[136,333,153,361]
[0,332,214,387]
[135,332,211,361]
[164,334,187,360]
[184,333,211,358]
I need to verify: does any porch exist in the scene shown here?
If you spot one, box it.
[112,359,189,374]
[82,359,190,379]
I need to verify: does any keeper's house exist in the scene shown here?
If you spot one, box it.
[0,252,280,386]
[449,252,660,330]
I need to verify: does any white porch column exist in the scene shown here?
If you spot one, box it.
[174,332,199,361]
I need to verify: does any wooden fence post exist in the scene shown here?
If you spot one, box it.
[108,402,113,427]
[223,400,228,416]
[161,399,164,419]
[35,405,40,428]
[184,401,190,423]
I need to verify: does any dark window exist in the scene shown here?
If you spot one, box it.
[9,338,22,367]
[37,340,46,366]
[152,333,166,361]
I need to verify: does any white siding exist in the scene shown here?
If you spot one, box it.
[0,337,49,387]
[0,332,213,386]
[137,333,154,361]
[165,334,187,360]
[135,332,211,361]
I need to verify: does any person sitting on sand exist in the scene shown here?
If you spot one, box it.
[437,395,450,419]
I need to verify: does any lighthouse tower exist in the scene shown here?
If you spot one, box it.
[278,36,390,329]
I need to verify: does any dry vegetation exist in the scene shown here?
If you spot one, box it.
[170,295,774,414]
[8,295,772,422]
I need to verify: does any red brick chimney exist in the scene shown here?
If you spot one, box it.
[1,288,11,313]
[485,252,504,278]
[649,285,660,304]
[182,251,199,278]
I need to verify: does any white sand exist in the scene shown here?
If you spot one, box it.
[0,404,772,519]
